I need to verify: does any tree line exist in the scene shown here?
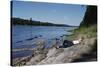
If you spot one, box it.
[11,17,73,27]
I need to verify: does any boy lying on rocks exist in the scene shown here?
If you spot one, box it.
[58,36,83,48]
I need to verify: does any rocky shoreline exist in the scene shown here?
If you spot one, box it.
[12,35,97,66]
[12,38,60,66]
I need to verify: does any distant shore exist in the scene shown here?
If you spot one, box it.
[12,17,78,27]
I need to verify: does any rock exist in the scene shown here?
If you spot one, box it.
[34,36,38,38]
[12,37,97,66]
[35,39,45,45]
[38,37,96,65]
[26,54,46,65]
[39,35,42,37]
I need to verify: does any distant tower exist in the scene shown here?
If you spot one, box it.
[30,18,32,22]
[30,17,32,37]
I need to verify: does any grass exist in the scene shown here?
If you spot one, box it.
[66,24,97,40]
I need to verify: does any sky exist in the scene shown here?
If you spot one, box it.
[12,1,86,26]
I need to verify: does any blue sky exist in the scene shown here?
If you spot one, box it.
[12,1,86,26]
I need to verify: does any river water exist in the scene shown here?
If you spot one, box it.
[12,25,76,59]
